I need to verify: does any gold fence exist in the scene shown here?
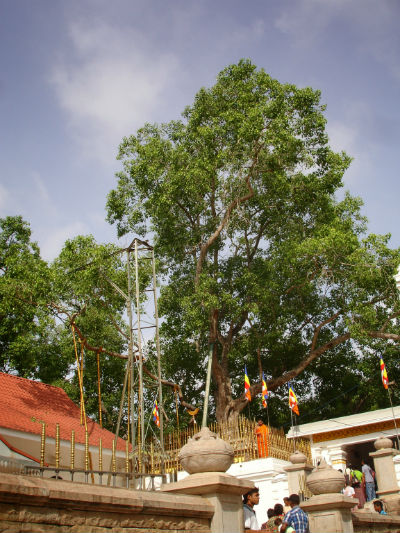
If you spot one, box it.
[10,417,311,478]
[156,416,311,474]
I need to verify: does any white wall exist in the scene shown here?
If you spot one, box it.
[227,458,290,527]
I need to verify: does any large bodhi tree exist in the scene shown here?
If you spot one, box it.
[104,60,399,422]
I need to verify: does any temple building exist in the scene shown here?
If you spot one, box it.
[287,405,400,475]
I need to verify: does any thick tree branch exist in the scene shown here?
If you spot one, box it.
[194,142,264,286]
[379,311,400,333]
[368,331,400,341]
[228,331,351,414]
[311,311,341,351]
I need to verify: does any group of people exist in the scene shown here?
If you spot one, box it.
[342,459,377,508]
[243,460,388,533]
[243,489,309,533]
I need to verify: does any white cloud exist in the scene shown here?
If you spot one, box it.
[274,0,346,46]
[325,100,374,187]
[50,20,181,164]
[33,172,51,204]
[275,0,400,83]
[40,221,89,262]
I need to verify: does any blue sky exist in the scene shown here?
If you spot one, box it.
[1,0,399,260]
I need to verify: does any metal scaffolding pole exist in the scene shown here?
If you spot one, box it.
[126,250,136,452]
[134,239,145,473]
[152,248,164,472]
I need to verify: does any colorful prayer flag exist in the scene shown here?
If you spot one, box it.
[244,366,251,402]
[262,372,268,408]
[288,384,299,416]
[380,357,389,390]
[152,400,160,427]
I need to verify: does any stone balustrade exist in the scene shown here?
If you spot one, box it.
[0,471,214,532]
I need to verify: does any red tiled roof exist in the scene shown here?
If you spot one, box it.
[0,372,127,451]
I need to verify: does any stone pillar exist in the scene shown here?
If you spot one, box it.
[301,493,356,533]
[300,460,355,533]
[370,436,399,498]
[163,426,254,533]
[370,436,400,514]
[284,450,313,496]
[327,445,347,472]
[162,472,254,533]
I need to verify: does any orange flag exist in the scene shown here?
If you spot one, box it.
[244,366,251,401]
[288,385,299,416]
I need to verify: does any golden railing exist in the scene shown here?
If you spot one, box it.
[152,416,311,474]
[7,417,311,481]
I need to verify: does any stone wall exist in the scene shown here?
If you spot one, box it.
[0,472,213,533]
[352,510,400,533]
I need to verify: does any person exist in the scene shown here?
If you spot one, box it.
[261,508,275,532]
[255,419,268,458]
[361,459,376,501]
[280,493,309,533]
[343,481,355,498]
[283,496,291,514]
[243,488,262,532]
[373,500,387,515]
[274,517,294,533]
[261,503,284,532]
[350,466,365,509]
[273,503,284,520]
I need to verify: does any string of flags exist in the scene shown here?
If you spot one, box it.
[153,356,391,429]
[241,355,391,422]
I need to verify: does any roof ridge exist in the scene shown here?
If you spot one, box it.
[0,372,66,392]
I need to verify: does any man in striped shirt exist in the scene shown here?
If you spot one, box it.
[281,494,309,533]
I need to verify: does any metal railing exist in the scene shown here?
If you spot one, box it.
[0,457,166,490]
[3,416,311,484]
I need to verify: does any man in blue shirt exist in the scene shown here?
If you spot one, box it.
[361,460,376,501]
[281,494,309,533]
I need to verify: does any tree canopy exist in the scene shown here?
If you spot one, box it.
[1,60,399,430]
[107,59,400,423]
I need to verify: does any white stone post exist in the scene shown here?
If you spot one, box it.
[162,472,254,533]
[162,426,254,533]
[300,460,354,533]
[284,450,313,496]
[370,436,400,514]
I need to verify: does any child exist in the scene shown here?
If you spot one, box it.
[343,481,355,498]
[274,517,294,533]
[373,500,387,515]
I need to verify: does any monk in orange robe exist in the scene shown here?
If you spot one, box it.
[255,419,268,458]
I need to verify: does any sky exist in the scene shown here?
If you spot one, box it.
[0,0,399,261]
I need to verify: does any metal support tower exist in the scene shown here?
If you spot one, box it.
[130,238,164,474]
[102,237,164,478]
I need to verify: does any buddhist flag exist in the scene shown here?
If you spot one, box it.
[288,384,299,416]
[380,357,389,390]
[262,372,268,408]
[152,400,160,427]
[244,366,251,402]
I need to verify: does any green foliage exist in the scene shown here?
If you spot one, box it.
[0,215,61,379]
[0,218,131,430]
[107,59,400,423]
